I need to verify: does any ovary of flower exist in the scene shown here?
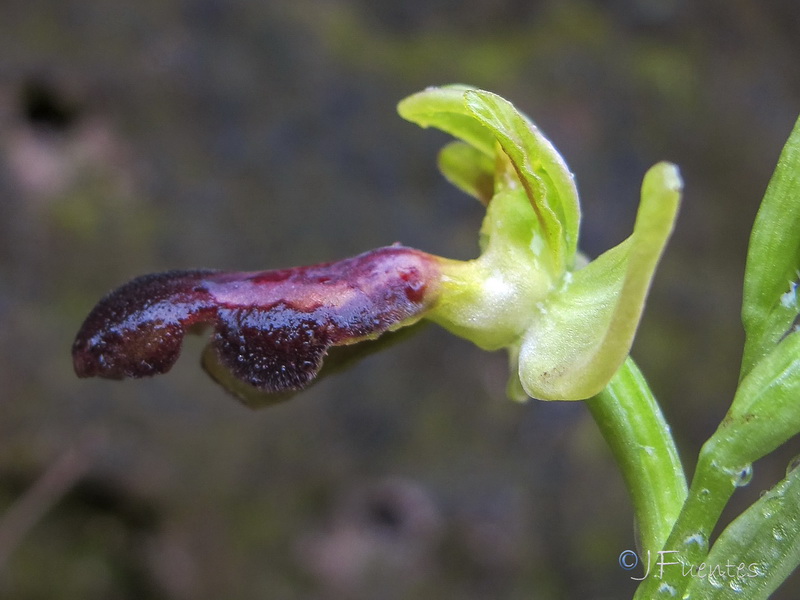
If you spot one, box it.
[482,273,516,305]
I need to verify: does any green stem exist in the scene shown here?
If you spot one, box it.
[632,439,739,598]
[634,331,800,597]
[586,357,688,558]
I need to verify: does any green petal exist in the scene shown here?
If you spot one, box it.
[518,162,682,400]
[741,115,800,377]
[437,141,495,205]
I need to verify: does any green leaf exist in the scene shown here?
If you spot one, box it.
[437,141,495,205]
[636,332,800,600]
[681,463,800,599]
[650,119,800,600]
[705,330,800,469]
[518,162,682,400]
[741,115,800,377]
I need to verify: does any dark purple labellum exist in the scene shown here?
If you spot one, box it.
[72,246,441,399]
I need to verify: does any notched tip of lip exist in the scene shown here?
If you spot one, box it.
[71,270,217,381]
[71,246,442,400]
[71,323,187,380]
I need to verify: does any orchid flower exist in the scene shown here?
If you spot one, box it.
[73,85,681,406]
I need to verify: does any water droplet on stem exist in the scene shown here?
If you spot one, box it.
[733,464,753,487]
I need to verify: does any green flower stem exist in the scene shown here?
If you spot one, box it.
[636,331,800,598]
[586,357,688,558]
[633,444,738,598]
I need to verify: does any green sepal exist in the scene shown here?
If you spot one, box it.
[401,86,681,402]
[505,342,529,402]
[464,90,580,271]
[399,85,580,273]
[397,85,497,156]
[518,162,682,400]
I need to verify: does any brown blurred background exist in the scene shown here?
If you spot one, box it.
[1,1,799,598]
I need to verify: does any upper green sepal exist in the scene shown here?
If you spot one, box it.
[463,90,580,271]
[399,85,579,274]
[398,85,498,156]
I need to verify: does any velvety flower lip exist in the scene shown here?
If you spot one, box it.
[72,246,442,396]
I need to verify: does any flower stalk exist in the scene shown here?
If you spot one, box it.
[586,358,687,559]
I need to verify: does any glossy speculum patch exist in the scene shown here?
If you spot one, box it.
[73,246,441,402]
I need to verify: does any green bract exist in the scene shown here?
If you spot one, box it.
[741,116,800,377]
[399,85,682,401]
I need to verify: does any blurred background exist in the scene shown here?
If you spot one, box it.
[1,0,799,598]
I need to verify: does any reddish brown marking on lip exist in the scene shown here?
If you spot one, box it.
[398,267,427,303]
[72,246,441,395]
